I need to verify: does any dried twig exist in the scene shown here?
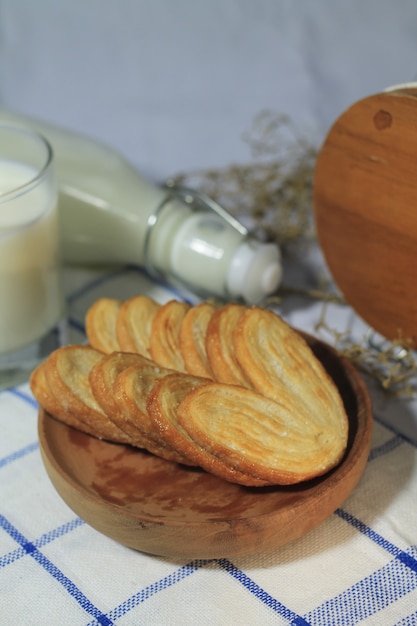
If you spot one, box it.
[171,111,417,396]
[315,304,417,397]
[171,110,317,247]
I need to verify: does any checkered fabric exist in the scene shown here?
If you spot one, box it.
[1,264,417,625]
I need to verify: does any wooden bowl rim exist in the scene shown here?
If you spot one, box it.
[38,335,373,534]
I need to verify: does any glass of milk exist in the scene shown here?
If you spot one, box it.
[0,125,65,389]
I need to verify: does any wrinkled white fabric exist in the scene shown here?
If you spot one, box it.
[0,0,416,177]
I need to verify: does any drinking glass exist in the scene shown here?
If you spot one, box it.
[0,125,65,388]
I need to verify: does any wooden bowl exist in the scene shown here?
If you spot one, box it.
[38,336,373,559]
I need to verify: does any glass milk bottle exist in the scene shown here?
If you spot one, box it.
[0,108,282,304]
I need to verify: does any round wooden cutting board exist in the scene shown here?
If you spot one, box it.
[313,87,417,346]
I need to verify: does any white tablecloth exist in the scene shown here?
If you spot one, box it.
[2,262,417,626]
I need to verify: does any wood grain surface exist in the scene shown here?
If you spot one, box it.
[37,334,372,559]
[314,88,417,345]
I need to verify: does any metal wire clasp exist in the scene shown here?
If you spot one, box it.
[163,181,248,236]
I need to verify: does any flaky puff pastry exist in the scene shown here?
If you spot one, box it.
[149,299,190,371]
[113,362,194,464]
[233,307,349,457]
[30,360,100,439]
[32,298,350,486]
[205,303,252,387]
[177,383,347,484]
[85,297,122,353]
[34,345,133,445]
[89,351,158,446]
[179,301,217,378]
[116,294,160,356]
[146,373,268,486]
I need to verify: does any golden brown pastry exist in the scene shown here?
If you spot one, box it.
[113,363,193,464]
[30,360,98,437]
[177,382,347,485]
[85,297,122,353]
[149,299,191,371]
[205,303,251,387]
[32,297,350,487]
[39,345,133,445]
[179,301,217,378]
[146,372,268,486]
[116,294,160,356]
[89,351,157,446]
[234,307,348,441]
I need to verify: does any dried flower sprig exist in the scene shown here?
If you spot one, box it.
[171,111,417,396]
[170,110,317,247]
[315,304,417,397]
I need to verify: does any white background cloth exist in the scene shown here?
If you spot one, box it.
[1,0,416,177]
[2,2,417,624]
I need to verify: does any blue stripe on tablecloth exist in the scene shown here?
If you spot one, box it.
[0,514,113,625]
[86,559,207,626]
[303,510,417,626]
[303,548,417,626]
[368,434,405,461]
[0,517,84,567]
[0,440,38,469]
[336,509,417,569]
[5,387,38,409]
[218,545,417,626]
[394,609,417,626]
[219,548,417,626]
[217,558,310,625]
[68,316,86,334]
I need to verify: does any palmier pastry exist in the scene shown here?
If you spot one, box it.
[113,362,193,464]
[40,345,133,445]
[205,303,251,387]
[179,301,217,378]
[146,373,268,486]
[85,297,122,353]
[89,351,157,446]
[149,299,190,371]
[31,297,350,487]
[116,294,160,356]
[177,382,347,484]
[30,360,98,438]
[233,306,349,448]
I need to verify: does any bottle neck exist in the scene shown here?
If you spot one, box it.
[146,195,282,303]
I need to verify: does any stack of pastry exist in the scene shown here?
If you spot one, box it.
[30,296,349,487]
